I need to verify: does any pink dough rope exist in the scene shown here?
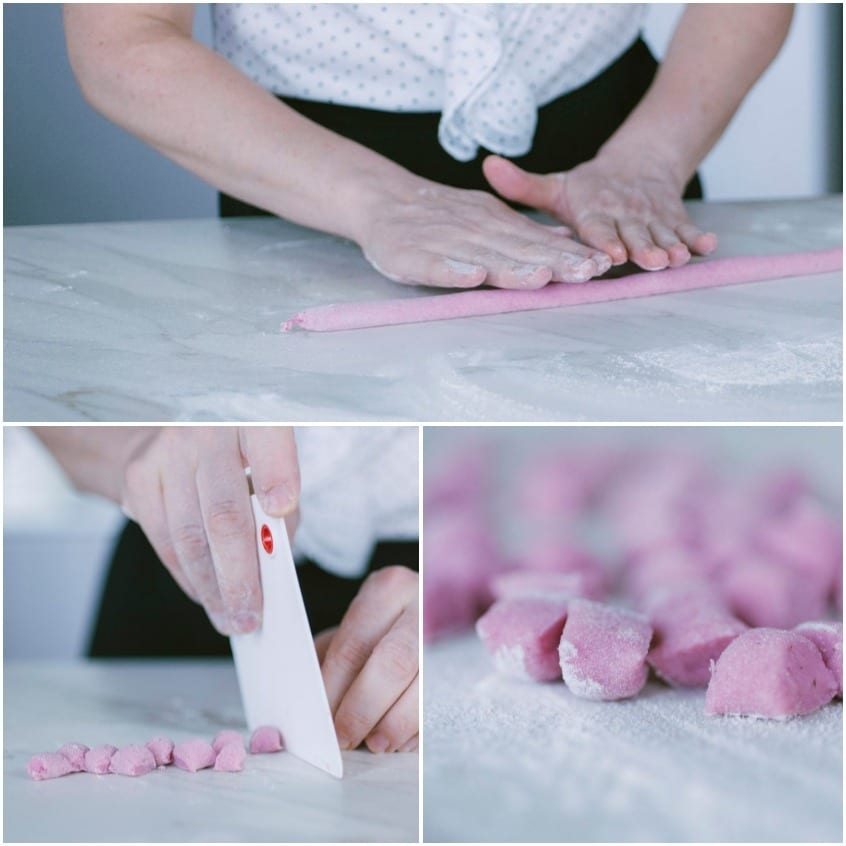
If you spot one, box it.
[281,247,842,333]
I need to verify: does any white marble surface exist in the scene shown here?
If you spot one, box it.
[4,196,842,422]
[4,661,418,843]
[423,634,842,843]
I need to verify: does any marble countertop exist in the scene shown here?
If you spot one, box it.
[423,634,842,843]
[4,661,418,843]
[4,196,842,422]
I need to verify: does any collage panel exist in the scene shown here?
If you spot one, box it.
[4,425,419,842]
[423,425,842,843]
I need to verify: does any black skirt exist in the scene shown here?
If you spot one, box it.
[220,37,702,217]
[89,520,418,658]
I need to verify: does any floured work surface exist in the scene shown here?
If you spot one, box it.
[3,196,842,422]
[4,661,418,843]
[424,634,842,843]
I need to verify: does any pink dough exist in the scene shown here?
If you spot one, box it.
[795,621,843,697]
[249,725,284,754]
[28,752,76,781]
[475,597,569,681]
[173,738,217,772]
[83,745,118,775]
[705,628,838,719]
[109,744,157,777]
[515,540,609,599]
[281,248,842,332]
[490,569,598,602]
[646,590,747,686]
[214,742,247,772]
[211,730,245,754]
[146,736,174,767]
[558,599,652,700]
[57,742,89,772]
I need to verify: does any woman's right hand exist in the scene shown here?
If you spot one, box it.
[353,175,612,289]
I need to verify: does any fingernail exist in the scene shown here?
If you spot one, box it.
[397,737,419,753]
[232,612,259,634]
[209,611,230,635]
[336,733,351,751]
[264,484,297,515]
[366,733,390,754]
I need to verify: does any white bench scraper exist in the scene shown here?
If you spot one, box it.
[230,474,343,778]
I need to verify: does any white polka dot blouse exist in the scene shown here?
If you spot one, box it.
[212,3,646,162]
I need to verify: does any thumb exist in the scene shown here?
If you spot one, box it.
[482,155,562,213]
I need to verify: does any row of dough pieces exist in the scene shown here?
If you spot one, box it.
[477,594,842,718]
[27,726,283,781]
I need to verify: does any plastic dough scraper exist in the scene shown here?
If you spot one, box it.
[230,472,343,778]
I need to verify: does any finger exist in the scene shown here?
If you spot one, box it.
[676,222,718,256]
[574,214,628,266]
[490,233,611,283]
[334,605,418,750]
[648,222,691,268]
[482,155,562,213]
[397,735,419,753]
[159,448,229,633]
[365,675,419,754]
[617,219,670,271]
[314,627,338,664]
[372,248,487,289]
[195,429,261,634]
[478,258,554,290]
[321,566,417,715]
[241,427,300,517]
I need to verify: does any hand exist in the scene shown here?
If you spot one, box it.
[120,427,300,635]
[483,150,718,272]
[317,566,419,754]
[355,175,612,289]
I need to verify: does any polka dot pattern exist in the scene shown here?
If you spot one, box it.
[213,3,646,161]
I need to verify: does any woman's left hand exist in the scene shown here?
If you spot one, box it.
[483,150,717,272]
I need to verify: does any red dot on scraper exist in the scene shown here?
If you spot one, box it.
[260,525,273,554]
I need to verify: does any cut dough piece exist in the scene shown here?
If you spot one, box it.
[559,599,652,700]
[57,742,89,772]
[490,569,599,602]
[215,742,247,772]
[282,247,842,332]
[146,736,174,767]
[476,597,569,681]
[173,738,216,772]
[28,752,76,781]
[84,745,118,775]
[212,730,245,753]
[249,725,284,754]
[705,628,838,719]
[795,621,843,697]
[109,744,157,777]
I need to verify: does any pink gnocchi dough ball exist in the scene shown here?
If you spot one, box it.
[794,621,843,697]
[211,730,245,754]
[249,725,284,754]
[28,752,76,781]
[475,597,569,682]
[146,736,174,767]
[559,599,653,700]
[84,744,118,775]
[705,628,838,719]
[173,738,217,772]
[57,742,89,773]
[646,590,747,687]
[214,742,247,772]
[109,744,157,777]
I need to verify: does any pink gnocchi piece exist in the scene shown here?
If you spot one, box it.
[173,738,216,772]
[705,628,838,719]
[558,599,653,700]
[109,744,157,777]
[214,742,247,772]
[476,597,569,681]
[28,752,76,781]
[490,569,600,602]
[83,744,117,775]
[211,730,245,754]
[57,742,89,772]
[795,621,843,697]
[646,590,747,687]
[249,725,284,754]
[515,540,609,599]
[146,736,174,767]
